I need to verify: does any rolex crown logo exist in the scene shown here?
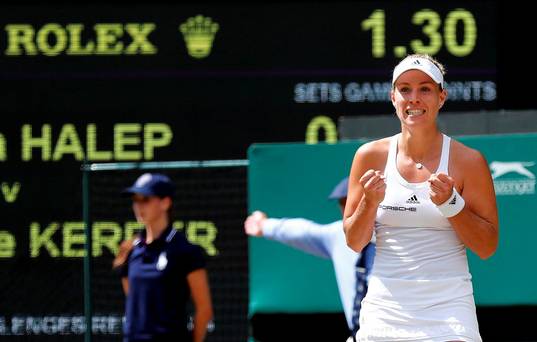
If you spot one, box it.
[179,15,219,59]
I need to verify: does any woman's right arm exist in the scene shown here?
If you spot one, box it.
[121,277,129,295]
[112,238,135,295]
[344,141,387,252]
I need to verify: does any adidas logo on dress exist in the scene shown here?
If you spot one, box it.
[406,194,420,204]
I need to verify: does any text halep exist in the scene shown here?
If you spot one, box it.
[21,123,172,161]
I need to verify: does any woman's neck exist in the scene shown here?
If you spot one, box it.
[145,216,169,244]
[399,129,442,162]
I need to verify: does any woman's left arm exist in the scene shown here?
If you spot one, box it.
[187,268,213,342]
[430,146,499,259]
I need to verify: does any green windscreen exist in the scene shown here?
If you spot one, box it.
[248,133,537,316]
[247,141,363,314]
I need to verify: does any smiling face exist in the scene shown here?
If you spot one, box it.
[391,69,447,129]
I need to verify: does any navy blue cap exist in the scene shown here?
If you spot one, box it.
[328,177,349,200]
[122,173,175,198]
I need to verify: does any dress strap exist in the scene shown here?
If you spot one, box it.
[383,133,400,177]
[437,134,451,174]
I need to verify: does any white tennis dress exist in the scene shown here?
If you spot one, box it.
[357,134,482,342]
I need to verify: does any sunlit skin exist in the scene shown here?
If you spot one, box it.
[342,56,498,341]
[391,69,447,132]
[131,194,170,243]
[344,68,498,260]
[390,70,447,184]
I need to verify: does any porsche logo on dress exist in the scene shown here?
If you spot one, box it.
[379,204,417,212]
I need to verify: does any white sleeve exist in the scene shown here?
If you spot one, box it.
[262,218,341,259]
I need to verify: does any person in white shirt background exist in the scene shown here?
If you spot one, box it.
[245,177,375,341]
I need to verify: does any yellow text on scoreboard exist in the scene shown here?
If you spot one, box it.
[4,23,157,56]
[0,220,219,258]
[20,123,172,161]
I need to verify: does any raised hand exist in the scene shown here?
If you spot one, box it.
[244,210,267,237]
[428,172,455,205]
[360,169,386,206]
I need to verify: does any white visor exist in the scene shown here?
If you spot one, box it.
[392,56,444,87]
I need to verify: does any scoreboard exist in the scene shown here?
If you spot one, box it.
[0,1,520,341]
[1,2,498,162]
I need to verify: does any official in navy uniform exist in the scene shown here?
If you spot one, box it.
[113,173,213,342]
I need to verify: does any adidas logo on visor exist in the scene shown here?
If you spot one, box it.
[392,56,444,87]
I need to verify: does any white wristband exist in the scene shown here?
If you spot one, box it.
[436,188,465,218]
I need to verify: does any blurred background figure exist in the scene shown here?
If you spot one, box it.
[113,173,213,342]
[244,177,375,341]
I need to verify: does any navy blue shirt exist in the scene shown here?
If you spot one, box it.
[122,226,206,342]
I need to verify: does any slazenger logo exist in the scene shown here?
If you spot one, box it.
[490,161,535,196]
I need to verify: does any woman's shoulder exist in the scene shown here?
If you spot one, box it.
[170,231,205,253]
[450,137,488,166]
[449,137,490,178]
[357,136,392,156]
[355,136,392,163]
[352,136,392,172]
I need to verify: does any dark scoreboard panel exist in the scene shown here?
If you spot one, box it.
[1,2,498,163]
[0,1,531,341]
